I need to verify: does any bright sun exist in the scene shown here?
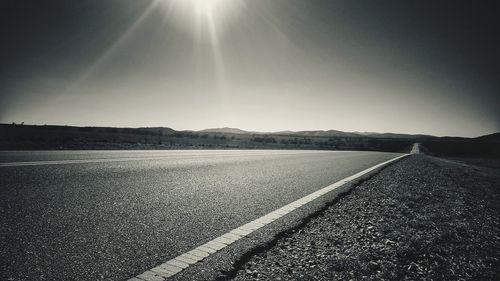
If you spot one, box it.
[158,0,244,37]
[183,0,233,16]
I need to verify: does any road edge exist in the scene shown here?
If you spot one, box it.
[129,153,410,281]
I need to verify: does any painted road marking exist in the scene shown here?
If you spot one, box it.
[0,151,362,167]
[0,155,279,167]
[128,153,409,281]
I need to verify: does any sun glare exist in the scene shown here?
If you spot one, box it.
[185,0,232,16]
[158,0,244,38]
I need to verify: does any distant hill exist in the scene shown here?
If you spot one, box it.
[272,130,361,138]
[198,127,252,134]
[361,132,437,139]
[475,132,500,141]
[1,123,498,156]
[198,127,437,139]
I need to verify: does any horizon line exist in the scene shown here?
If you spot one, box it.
[2,122,498,139]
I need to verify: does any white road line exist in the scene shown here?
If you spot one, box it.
[0,153,303,167]
[0,151,381,167]
[128,153,410,281]
[0,151,355,167]
[0,157,169,167]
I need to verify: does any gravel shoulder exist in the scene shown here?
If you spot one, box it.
[232,155,500,280]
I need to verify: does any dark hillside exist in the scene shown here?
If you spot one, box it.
[422,135,500,158]
[1,124,498,157]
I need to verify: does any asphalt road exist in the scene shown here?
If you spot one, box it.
[0,150,402,280]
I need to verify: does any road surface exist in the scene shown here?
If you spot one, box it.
[0,150,402,280]
[410,143,421,154]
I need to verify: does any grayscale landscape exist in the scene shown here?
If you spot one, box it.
[1,1,499,281]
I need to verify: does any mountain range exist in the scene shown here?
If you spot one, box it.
[196,127,438,139]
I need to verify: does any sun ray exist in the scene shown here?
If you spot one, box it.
[156,0,245,109]
[60,1,160,97]
[158,0,244,39]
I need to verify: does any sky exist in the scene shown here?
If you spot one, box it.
[1,0,499,137]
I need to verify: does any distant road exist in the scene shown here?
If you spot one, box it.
[0,150,402,281]
[410,143,421,154]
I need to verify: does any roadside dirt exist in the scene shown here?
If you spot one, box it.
[231,155,500,280]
